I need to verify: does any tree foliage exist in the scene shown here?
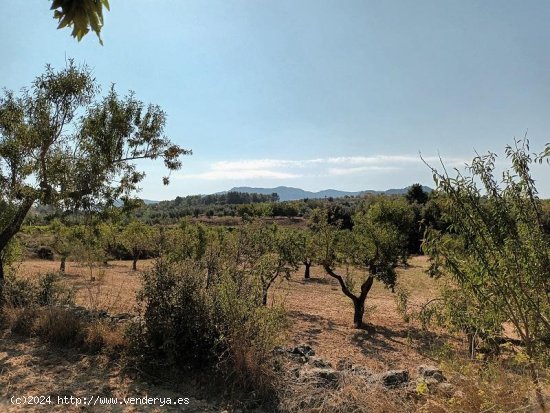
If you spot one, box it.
[235,222,302,305]
[50,0,110,44]
[406,183,429,205]
[121,221,155,270]
[0,61,189,282]
[313,205,404,328]
[423,140,550,404]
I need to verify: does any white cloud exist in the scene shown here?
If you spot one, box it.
[328,166,399,176]
[210,158,324,171]
[326,155,466,167]
[326,155,420,165]
[181,169,301,180]
[176,154,468,181]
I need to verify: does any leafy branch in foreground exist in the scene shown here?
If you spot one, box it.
[422,139,550,408]
[51,0,110,44]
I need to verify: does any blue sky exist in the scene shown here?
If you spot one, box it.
[2,0,550,199]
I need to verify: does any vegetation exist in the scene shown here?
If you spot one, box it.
[0,61,189,284]
[423,140,550,407]
[314,199,406,328]
[1,68,548,411]
[120,221,155,271]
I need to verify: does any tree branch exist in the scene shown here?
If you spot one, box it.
[323,263,358,303]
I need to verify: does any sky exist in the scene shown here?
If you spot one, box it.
[2,0,550,199]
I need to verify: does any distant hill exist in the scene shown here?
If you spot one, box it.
[227,185,431,202]
[383,186,432,196]
[112,198,159,207]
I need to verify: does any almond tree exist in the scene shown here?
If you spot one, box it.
[0,61,190,287]
[121,221,155,271]
[423,140,550,408]
[295,229,316,279]
[315,205,404,328]
[236,223,302,305]
[50,219,76,272]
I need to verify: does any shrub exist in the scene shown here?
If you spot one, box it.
[34,307,84,347]
[135,259,218,367]
[2,305,84,347]
[2,276,37,307]
[36,246,54,260]
[36,272,74,306]
[212,271,288,396]
[131,258,287,398]
[84,321,127,354]
[4,307,38,336]
[1,272,73,308]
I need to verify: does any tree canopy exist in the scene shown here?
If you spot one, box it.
[0,61,190,280]
[423,140,550,406]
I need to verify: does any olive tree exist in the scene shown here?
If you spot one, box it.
[0,61,189,284]
[423,140,550,408]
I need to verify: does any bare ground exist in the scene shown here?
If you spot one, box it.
[0,333,220,412]
[2,256,544,412]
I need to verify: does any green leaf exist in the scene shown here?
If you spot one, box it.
[56,14,72,29]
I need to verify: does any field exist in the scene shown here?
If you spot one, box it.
[14,256,444,370]
[5,255,542,412]
[0,257,435,410]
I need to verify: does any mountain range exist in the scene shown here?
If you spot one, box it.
[226,185,432,202]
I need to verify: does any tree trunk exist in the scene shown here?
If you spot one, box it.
[0,256,4,306]
[60,256,66,273]
[0,197,35,253]
[0,254,4,299]
[353,298,365,328]
[323,264,374,328]
[467,331,476,359]
[132,257,138,271]
[0,254,4,282]
[262,290,268,306]
[0,197,35,305]
[304,261,311,279]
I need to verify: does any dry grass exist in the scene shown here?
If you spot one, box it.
[34,307,84,347]
[277,369,417,413]
[1,305,126,354]
[271,256,451,373]
[2,307,38,337]
[18,259,150,313]
[0,333,218,412]
[4,255,548,412]
[84,321,127,354]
